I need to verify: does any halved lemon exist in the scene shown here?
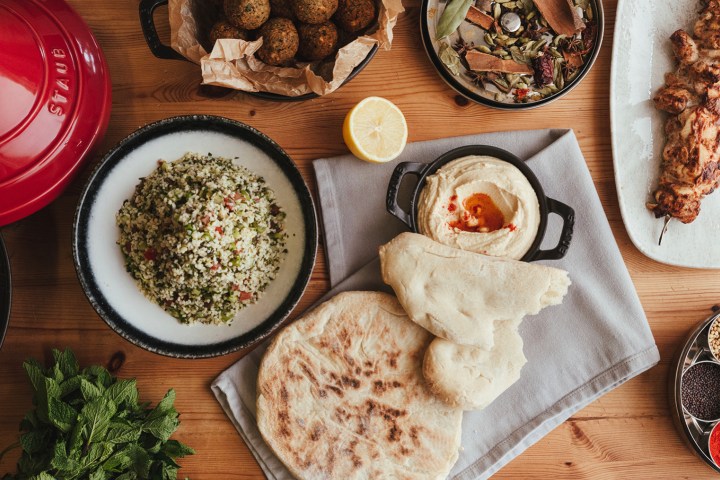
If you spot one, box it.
[342,97,408,163]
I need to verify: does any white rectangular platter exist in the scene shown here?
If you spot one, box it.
[610,0,720,268]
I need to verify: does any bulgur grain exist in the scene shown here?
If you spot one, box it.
[116,153,286,325]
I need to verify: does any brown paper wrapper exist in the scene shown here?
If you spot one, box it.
[168,0,404,96]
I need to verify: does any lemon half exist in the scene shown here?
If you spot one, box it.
[342,97,408,163]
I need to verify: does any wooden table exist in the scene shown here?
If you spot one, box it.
[2,0,720,478]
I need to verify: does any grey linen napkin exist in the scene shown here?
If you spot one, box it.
[212,128,660,480]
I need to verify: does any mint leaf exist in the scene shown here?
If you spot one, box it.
[84,365,113,389]
[80,378,103,401]
[105,379,138,407]
[67,422,84,460]
[81,442,113,470]
[147,390,176,420]
[20,410,39,431]
[23,360,45,393]
[52,349,79,378]
[29,473,56,480]
[19,429,50,454]
[80,397,116,444]
[59,376,82,398]
[106,424,141,445]
[102,447,132,473]
[161,440,194,458]
[48,397,77,433]
[89,467,106,480]
[126,444,151,478]
[36,377,61,424]
[115,472,138,480]
[49,440,81,474]
[142,414,178,442]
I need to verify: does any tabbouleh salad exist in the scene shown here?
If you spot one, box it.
[116,152,287,325]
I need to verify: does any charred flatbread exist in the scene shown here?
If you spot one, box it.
[256,291,463,480]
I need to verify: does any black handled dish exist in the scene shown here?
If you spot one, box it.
[138,0,378,102]
[386,145,575,262]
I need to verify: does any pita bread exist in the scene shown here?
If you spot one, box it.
[256,291,463,480]
[379,233,570,349]
[423,319,526,410]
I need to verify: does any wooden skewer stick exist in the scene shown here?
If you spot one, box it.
[658,215,671,246]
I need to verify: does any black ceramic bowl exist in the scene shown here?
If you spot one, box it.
[386,145,574,262]
[73,115,318,358]
[420,0,604,110]
[139,0,378,102]
[0,233,10,349]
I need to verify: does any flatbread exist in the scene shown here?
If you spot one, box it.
[256,291,463,480]
[423,319,526,410]
[379,233,570,349]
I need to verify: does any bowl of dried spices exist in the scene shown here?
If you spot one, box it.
[709,422,720,468]
[681,361,720,423]
[708,316,720,362]
[421,0,604,109]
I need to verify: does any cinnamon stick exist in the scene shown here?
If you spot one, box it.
[465,50,534,74]
[466,5,494,30]
[532,0,585,36]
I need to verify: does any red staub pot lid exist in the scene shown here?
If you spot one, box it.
[0,0,111,226]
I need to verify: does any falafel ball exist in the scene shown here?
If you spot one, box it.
[209,20,249,45]
[298,21,338,60]
[291,0,338,24]
[270,0,296,19]
[224,0,271,30]
[257,18,299,66]
[334,0,375,32]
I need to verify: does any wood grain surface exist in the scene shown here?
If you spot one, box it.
[2,0,720,478]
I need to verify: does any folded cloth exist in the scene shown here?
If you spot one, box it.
[211,129,660,480]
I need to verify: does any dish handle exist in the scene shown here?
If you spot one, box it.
[528,198,575,261]
[386,162,427,230]
[139,0,188,61]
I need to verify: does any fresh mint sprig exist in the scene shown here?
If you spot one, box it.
[1,349,194,480]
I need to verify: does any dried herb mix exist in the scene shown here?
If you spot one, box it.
[435,0,597,103]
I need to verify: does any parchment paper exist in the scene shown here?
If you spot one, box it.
[168,0,404,96]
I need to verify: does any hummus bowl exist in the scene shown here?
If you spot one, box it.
[386,145,574,262]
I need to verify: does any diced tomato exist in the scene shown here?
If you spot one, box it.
[210,263,220,271]
[144,248,157,261]
[215,226,224,235]
[516,89,529,101]
[224,197,234,211]
[239,291,252,301]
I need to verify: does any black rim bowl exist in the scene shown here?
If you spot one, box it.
[0,232,10,350]
[419,0,605,110]
[72,115,318,358]
[386,145,574,262]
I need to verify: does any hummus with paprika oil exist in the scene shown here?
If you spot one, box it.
[417,156,540,259]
